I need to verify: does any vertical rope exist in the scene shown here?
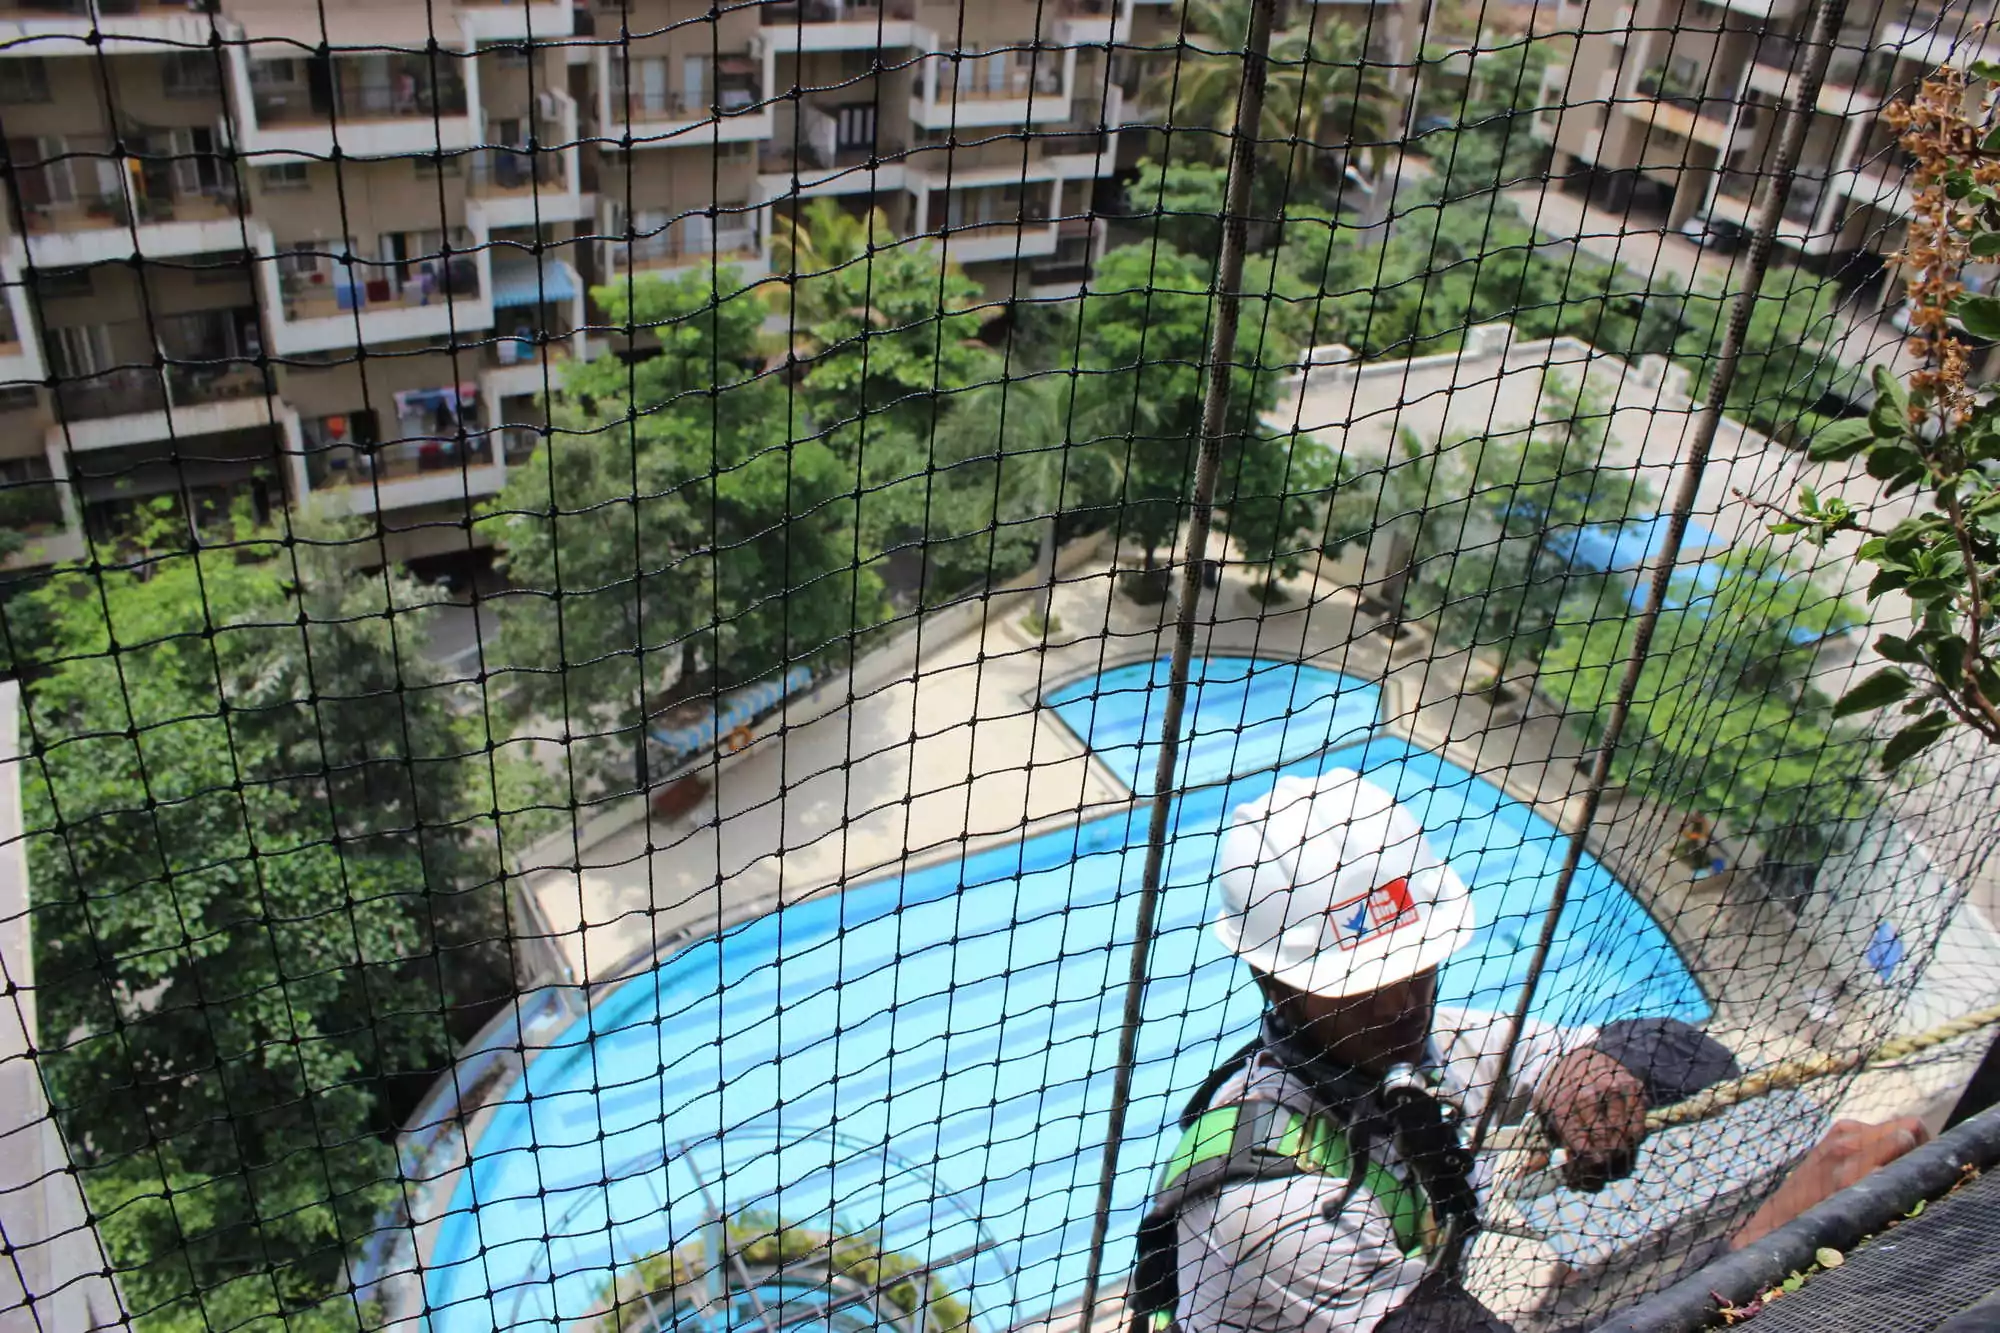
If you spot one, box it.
[1072,0,1280,1324]
[1451,0,1856,1258]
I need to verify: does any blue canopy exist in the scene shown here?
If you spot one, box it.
[490,257,578,309]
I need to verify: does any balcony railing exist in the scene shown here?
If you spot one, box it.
[54,367,166,423]
[50,358,271,424]
[278,256,483,321]
[469,146,571,197]
[488,330,576,367]
[307,434,496,491]
[759,0,914,24]
[610,224,760,273]
[0,0,218,15]
[758,138,906,174]
[941,66,1064,101]
[610,72,761,121]
[251,59,469,129]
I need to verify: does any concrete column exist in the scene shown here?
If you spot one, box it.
[41,441,78,538]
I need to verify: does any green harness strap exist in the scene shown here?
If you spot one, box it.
[1157,1103,1431,1257]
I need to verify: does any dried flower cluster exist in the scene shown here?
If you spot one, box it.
[1881,67,1995,424]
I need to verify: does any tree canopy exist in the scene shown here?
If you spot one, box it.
[17,512,513,1332]
[492,268,882,792]
[1540,549,1876,863]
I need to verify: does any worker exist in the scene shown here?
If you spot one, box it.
[1129,768,1930,1333]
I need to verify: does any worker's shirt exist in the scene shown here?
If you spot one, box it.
[1173,1008,1594,1333]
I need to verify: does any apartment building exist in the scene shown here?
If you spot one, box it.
[0,0,1136,572]
[1534,0,1984,285]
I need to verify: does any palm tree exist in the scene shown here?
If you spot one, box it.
[767,196,893,338]
[770,196,890,282]
[1171,1,1398,187]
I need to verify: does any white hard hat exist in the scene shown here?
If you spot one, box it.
[1214,769,1475,998]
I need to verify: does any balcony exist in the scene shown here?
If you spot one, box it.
[49,362,280,453]
[757,103,908,194]
[306,433,505,517]
[759,0,917,51]
[0,0,220,53]
[267,248,492,355]
[605,224,766,282]
[909,54,1074,129]
[1054,0,1119,47]
[602,53,771,146]
[20,186,244,268]
[1631,78,1735,150]
[470,87,583,226]
[481,329,577,400]
[458,0,574,40]
[235,52,477,159]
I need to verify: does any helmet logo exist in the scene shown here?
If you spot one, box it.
[1327,876,1417,951]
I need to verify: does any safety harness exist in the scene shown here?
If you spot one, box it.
[1127,1026,1480,1333]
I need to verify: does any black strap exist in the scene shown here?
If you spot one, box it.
[1129,1096,1308,1325]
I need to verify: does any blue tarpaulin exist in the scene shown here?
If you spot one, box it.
[491,257,578,309]
[651,665,815,762]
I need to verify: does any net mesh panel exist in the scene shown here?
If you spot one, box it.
[0,0,1995,1331]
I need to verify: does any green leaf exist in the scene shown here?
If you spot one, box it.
[1767,521,1807,536]
[1935,635,1967,687]
[1835,667,1913,717]
[1974,232,2000,258]
[1955,294,2000,341]
[1806,417,1875,462]
[1873,362,1909,411]
[1868,568,1911,598]
[1867,446,1921,481]
[1871,395,1908,438]
[1881,711,1953,772]
[1874,633,1922,663]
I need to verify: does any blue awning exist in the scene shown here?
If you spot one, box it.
[491,257,578,310]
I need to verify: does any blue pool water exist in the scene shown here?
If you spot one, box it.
[424,658,1706,1332]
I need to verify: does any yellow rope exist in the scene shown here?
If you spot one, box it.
[1646,998,2000,1132]
[1504,1000,2000,1200]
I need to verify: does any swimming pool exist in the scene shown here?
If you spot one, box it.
[422,657,1705,1332]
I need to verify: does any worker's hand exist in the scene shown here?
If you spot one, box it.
[1535,1046,1649,1192]
[1729,1117,1929,1249]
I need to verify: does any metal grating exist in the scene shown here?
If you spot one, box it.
[1717,1168,2000,1333]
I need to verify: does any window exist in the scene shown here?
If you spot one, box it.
[413,153,464,178]
[163,51,221,98]
[259,163,312,192]
[494,42,531,68]
[0,59,51,106]
[250,58,301,89]
[48,324,113,379]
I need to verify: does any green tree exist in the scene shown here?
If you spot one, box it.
[1397,376,1657,676]
[493,270,881,790]
[1541,550,1876,863]
[1172,1,1397,189]
[1063,241,1302,569]
[19,512,510,1332]
[777,206,998,440]
[1677,268,1845,445]
[1124,155,1233,259]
